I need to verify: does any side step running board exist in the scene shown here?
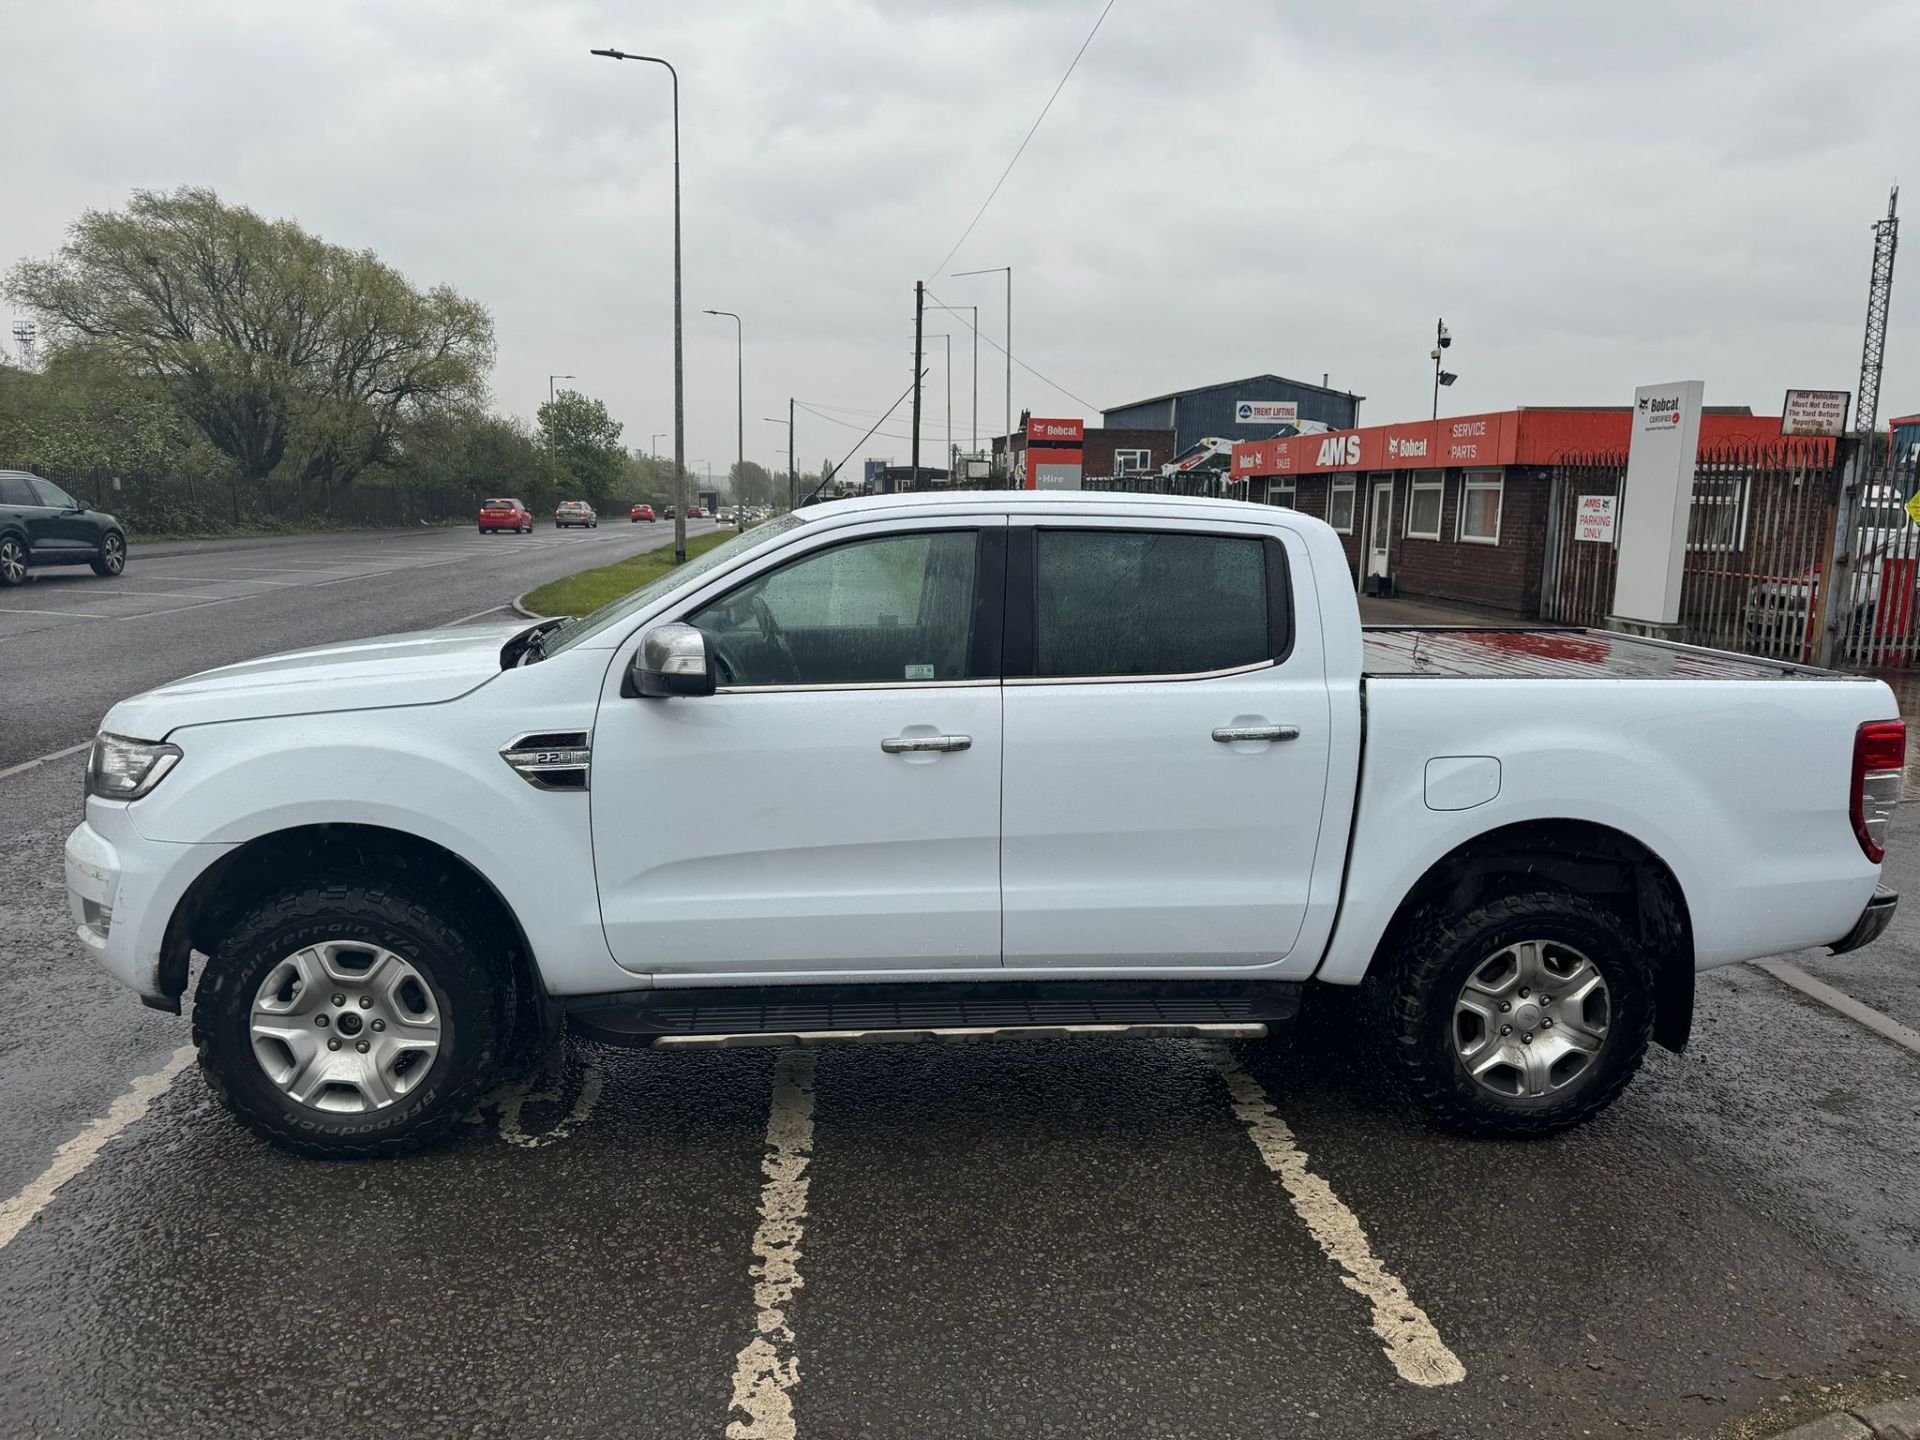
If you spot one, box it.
[654,1022,1269,1050]
[566,979,1300,1051]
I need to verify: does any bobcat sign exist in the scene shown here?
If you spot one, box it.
[1610,381,1705,634]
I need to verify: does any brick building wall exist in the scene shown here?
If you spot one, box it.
[1378,468,1550,614]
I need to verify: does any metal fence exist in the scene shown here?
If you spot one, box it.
[1538,441,1920,669]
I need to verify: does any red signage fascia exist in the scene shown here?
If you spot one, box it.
[1027,417,1085,444]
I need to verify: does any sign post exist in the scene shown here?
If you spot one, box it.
[1607,380,1705,638]
[1025,417,1085,491]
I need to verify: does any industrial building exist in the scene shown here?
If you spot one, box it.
[1101,373,1364,458]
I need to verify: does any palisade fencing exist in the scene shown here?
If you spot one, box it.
[1083,472,1236,498]
[1539,442,1920,670]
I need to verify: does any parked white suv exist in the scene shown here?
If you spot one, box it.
[67,494,1902,1155]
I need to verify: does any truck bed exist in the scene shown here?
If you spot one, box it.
[1362,626,1847,681]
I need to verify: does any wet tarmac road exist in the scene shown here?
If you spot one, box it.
[1,558,1919,1438]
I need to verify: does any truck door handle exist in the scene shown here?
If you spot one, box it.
[881,734,972,754]
[1212,725,1300,743]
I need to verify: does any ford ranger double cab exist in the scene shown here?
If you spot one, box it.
[66,494,1903,1156]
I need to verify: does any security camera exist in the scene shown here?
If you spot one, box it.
[1437,324,1452,349]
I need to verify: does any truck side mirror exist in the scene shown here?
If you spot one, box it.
[627,622,716,698]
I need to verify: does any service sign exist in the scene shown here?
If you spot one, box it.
[1234,400,1299,426]
[1781,389,1850,438]
[1575,494,1616,543]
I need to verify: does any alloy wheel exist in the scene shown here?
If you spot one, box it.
[249,941,443,1113]
[1450,939,1611,1101]
[0,537,24,585]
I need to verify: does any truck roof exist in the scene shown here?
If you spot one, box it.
[796,490,1288,524]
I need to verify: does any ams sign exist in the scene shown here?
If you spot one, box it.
[1316,434,1362,467]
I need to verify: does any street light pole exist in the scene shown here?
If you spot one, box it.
[922,334,951,480]
[953,265,1009,481]
[765,410,795,512]
[1430,317,1455,422]
[704,309,745,529]
[592,46,687,562]
[546,374,575,500]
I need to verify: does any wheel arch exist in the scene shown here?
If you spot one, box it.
[159,822,549,1023]
[1358,818,1695,1053]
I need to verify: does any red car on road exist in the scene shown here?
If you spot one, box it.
[479,498,533,534]
[688,506,706,519]
[631,504,655,522]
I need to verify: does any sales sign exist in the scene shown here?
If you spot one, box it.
[1781,388,1850,438]
[1575,494,1616,543]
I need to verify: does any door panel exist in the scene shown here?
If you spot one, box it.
[591,687,1003,975]
[1367,480,1392,579]
[591,519,1006,977]
[1001,523,1333,970]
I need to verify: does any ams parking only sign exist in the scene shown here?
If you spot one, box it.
[1575,494,1617,543]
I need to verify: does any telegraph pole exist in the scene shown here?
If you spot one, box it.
[910,280,925,490]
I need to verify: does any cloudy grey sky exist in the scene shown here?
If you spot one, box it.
[5,0,1919,476]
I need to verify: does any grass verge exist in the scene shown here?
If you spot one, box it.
[521,529,737,617]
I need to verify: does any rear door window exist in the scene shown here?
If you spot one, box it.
[1032,529,1275,679]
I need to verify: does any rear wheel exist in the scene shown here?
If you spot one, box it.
[193,877,508,1158]
[0,534,25,586]
[1374,889,1654,1137]
[90,530,126,577]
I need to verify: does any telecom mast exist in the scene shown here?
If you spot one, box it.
[1856,186,1899,439]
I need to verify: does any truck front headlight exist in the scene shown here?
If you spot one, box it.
[87,733,182,801]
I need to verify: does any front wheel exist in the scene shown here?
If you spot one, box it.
[193,878,508,1157]
[1374,889,1654,1138]
[91,531,126,577]
[0,534,25,586]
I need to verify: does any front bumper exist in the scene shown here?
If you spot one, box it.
[1828,884,1898,955]
[65,809,237,1003]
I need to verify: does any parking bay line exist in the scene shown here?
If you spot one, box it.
[0,1047,194,1254]
[1206,1044,1467,1388]
[1749,958,1920,1056]
[0,739,92,781]
[727,1049,816,1440]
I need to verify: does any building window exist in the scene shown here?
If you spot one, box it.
[1328,478,1356,534]
[1113,449,1151,475]
[1689,476,1750,551]
[1405,474,1444,540]
[1457,471,1503,544]
[1268,479,1296,509]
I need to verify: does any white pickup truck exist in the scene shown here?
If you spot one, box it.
[66,494,1904,1156]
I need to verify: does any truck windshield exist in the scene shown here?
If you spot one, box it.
[542,515,804,656]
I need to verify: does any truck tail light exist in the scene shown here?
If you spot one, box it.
[1850,719,1906,864]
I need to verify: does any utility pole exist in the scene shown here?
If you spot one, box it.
[953,266,1010,481]
[910,280,925,490]
[788,397,795,511]
[591,48,686,561]
[704,309,745,529]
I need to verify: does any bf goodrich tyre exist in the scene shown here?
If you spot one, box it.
[193,877,509,1158]
[1374,889,1654,1138]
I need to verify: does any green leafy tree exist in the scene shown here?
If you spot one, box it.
[728,459,774,508]
[537,389,625,509]
[6,186,494,488]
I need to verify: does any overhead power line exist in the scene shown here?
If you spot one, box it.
[802,370,929,506]
[926,0,1117,280]
[923,285,1097,413]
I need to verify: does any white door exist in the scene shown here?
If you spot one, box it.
[1367,479,1393,580]
[591,523,1004,976]
[1001,522,1333,970]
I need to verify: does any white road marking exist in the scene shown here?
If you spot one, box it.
[0,1046,194,1254]
[1750,958,1920,1056]
[446,604,511,625]
[0,606,111,618]
[727,1050,817,1440]
[493,1055,606,1148]
[0,739,91,782]
[1207,1045,1466,1387]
